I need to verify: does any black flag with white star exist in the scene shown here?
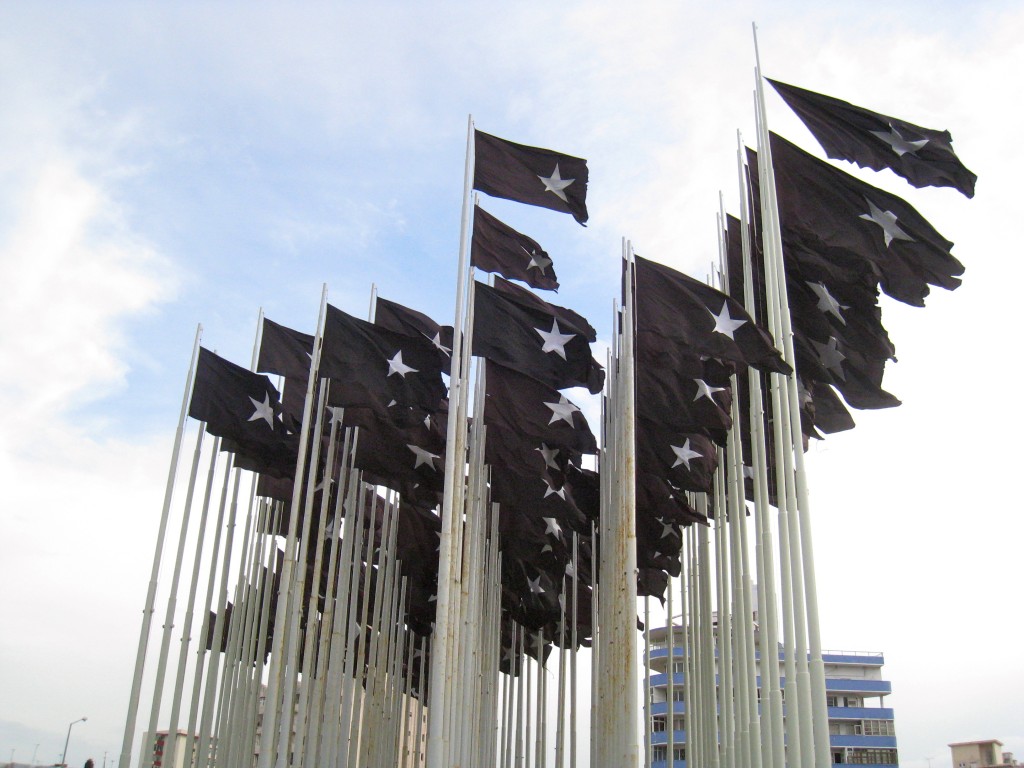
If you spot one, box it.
[321,303,448,413]
[768,77,976,198]
[473,280,605,394]
[374,296,455,376]
[189,347,299,478]
[257,316,315,422]
[635,417,718,494]
[471,205,560,291]
[632,255,791,375]
[757,134,963,307]
[473,129,589,225]
[484,361,598,454]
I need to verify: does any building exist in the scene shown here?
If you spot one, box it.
[646,623,899,767]
[137,730,206,768]
[949,739,1017,768]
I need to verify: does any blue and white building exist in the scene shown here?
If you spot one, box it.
[645,622,899,767]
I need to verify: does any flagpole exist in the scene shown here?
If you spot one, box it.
[118,323,201,768]
[427,112,475,768]
[737,136,786,768]
[753,26,831,767]
[258,283,328,768]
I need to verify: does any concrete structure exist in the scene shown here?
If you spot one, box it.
[646,623,899,767]
[949,740,1017,768]
[136,730,205,768]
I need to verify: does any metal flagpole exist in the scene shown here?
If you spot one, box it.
[258,285,328,768]
[712,463,735,768]
[118,324,201,768]
[752,33,832,766]
[426,113,476,768]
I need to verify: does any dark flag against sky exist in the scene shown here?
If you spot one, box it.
[632,254,791,375]
[257,316,315,421]
[473,129,589,225]
[471,205,559,291]
[374,296,455,376]
[768,77,977,198]
[473,280,604,394]
[762,133,963,307]
[189,347,299,478]
[320,303,447,413]
[484,361,598,454]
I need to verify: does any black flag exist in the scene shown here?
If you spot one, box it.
[473,281,604,394]
[189,347,299,478]
[632,255,791,375]
[321,304,447,413]
[768,77,976,198]
[374,296,455,376]
[474,129,589,225]
[471,205,560,290]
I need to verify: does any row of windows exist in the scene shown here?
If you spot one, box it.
[652,746,686,762]
[829,719,895,737]
[651,716,685,732]
[839,748,899,764]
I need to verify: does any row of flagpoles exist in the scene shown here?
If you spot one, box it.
[117,26,973,768]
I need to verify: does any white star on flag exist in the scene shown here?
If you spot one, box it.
[693,379,726,403]
[407,444,440,470]
[543,517,563,538]
[536,443,561,470]
[527,575,545,594]
[807,281,848,324]
[811,337,847,380]
[859,199,914,248]
[543,478,566,500]
[524,247,552,274]
[424,331,451,357]
[869,124,929,157]
[537,164,574,202]
[545,396,581,426]
[387,349,419,377]
[709,301,746,339]
[659,520,677,539]
[670,439,703,470]
[565,560,576,578]
[248,392,276,428]
[535,318,576,360]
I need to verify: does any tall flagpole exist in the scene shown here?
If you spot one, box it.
[118,324,201,768]
[426,113,476,768]
[753,25,832,768]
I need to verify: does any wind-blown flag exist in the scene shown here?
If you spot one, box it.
[474,129,589,225]
[189,347,299,478]
[635,418,718,494]
[473,280,605,394]
[768,77,976,198]
[374,296,455,376]
[257,316,315,421]
[760,134,963,307]
[632,255,791,375]
[320,303,447,413]
[484,361,598,454]
[471,205,560,291]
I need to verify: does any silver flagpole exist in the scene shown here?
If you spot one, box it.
[154,420,206,768]
[118,324,201,768]
[713,464,735,768]
[426,113,476,768]
[736,140,786,768]
[666,567,675,768]
[143,417,206,763]
[258,285,328,768]
[642,596,650,768]
[753,31,832,767]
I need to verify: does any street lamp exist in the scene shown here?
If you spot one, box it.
[60,717,87,767]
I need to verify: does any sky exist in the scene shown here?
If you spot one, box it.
[1,2,1022,767]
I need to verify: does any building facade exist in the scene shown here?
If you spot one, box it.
[645,624,898,767]
[949,739,1017,768]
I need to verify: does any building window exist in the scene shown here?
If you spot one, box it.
[652,716,666,732]
[653,746,667,762]
[846,748,898,764]
[862,720,895,736]
[827,696,838,707]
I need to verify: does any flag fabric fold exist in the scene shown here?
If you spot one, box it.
[471,205,560,291]
[473,129,589,225]
[768,77,977,198]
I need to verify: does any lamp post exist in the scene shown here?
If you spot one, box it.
[61,717,87,767]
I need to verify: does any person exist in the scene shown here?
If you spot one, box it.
[83,760,94,768]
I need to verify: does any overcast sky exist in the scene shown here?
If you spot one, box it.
[1,3,1021,767]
